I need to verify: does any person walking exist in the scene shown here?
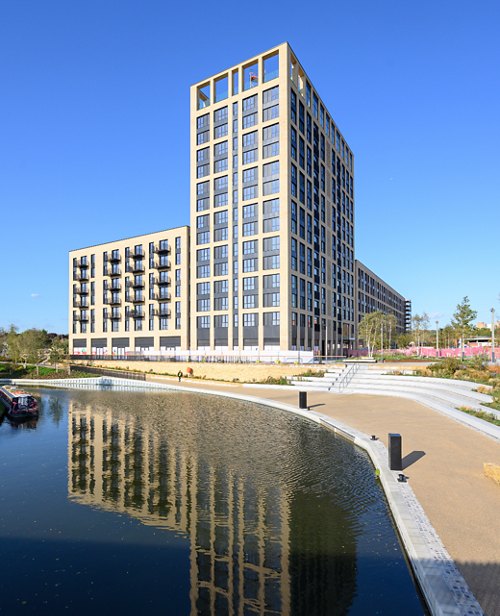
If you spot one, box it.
[177,371,183,383]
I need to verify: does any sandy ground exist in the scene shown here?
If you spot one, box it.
[150,375,500,615]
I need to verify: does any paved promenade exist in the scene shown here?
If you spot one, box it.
[151,375,500,615]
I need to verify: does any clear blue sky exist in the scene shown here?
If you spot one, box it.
[1,0,499,334]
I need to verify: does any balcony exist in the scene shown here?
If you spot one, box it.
[131,248,145,258]
[105,268,121,277]
[153,292,171,301]
[131,279,145,288]
[109,254,121,263]
[153,309,171,318]
[131,296,145,303]
[129,310,144,319]
[73,299,89,308]
[76,287,89,295]
[74,313,89,322]
[130,262,145,273]
[105,298,122,306]
[109,313,121,320]
[155,278,171,286]
[110,282,121,291]
[155,243,171,254]
[74,272,89,281]
[155,259,171,271]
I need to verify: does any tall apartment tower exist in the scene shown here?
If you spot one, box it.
[190,43,355,355]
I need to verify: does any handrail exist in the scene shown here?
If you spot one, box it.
[335,363,361,392]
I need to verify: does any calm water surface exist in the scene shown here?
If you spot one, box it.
[0,389,425,615]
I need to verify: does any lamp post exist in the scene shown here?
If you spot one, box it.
[492,308,496,364]
[435,320,439,358]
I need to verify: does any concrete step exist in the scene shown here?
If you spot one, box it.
[344,382,490,409]
[348,376,492,402]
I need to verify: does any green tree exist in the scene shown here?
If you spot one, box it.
[16,329,50,369]
[412,313,430,353]
[49,338,68,370]
[396,333,412,349]
[451,296,477,359]
[358,312,384,357]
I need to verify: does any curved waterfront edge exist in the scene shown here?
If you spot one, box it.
[6,376,484,616]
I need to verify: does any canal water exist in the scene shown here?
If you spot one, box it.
[0,389,426,615]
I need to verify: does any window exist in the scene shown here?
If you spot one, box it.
[214,175,228,191]
[263,236,280,252]
[263,123,279,140]
[242,131,257,147]
[197,214,209,228]
[197,181,208,196]
[263,52,279,82]
[214,227,228,242]
[197,131,209,145]
[214,141,228,156]
[243,222,257,236]
[243,258,257,272]
[242,94,257,111]
[214,244,228,259]
[263,85,279,103]
[264,292,280,307]
[197,282,210,295]
[242,113,257,129]
[214,262,228,276]
[214,193,228,207]
[313,92,318,119]
[214,210,228,225]
[263,217,280,232]
[263,180,279,195]
[214,123,228,139]
[196,198,209,212]
[197,299,210,311]
[263,104,279,122]
[290,89,297,123]
[243,240,256,254]
[214,315,229,328]
[243,295,257,308]
[264,273,280,288]
[263,198,279,215]
[197,248,210,261]
[263,161,279,177]
[243,167,257,183]
[243,203,256,218]
[291,164,297,197]
[197,114,209,130]
[197,231,210,245]
[263,142,279,158]
[214,279,229,293]
[197,147,209,162]
[243,313,256,327]
[214,296,229,310]
[197,316,210,328]
[243,276,257,290]
[243,186,257,200]
[214,158,228,173]
[263,312,280,326]
[243,149,257,164]
[264,255,280,269]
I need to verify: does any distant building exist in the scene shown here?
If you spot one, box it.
[355,260,410,346]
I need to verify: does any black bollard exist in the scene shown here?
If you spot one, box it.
[388,433,402,471]
[299,391,308,409]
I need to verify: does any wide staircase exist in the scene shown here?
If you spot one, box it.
[290,363,496,415]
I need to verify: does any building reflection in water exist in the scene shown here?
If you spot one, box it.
[67,394,356,615]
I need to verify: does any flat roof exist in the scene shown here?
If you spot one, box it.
[69,225,189,253]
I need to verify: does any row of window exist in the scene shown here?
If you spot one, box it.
[196,273,280,296]
[196,254,280,278]
[197,311,280,328]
